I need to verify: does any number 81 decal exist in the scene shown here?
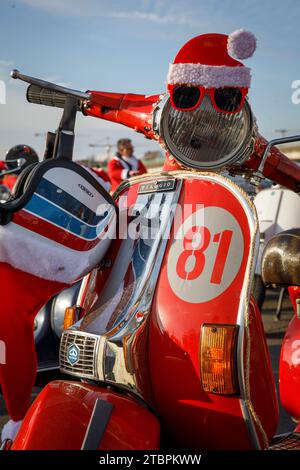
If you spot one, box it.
[167,207,244,303]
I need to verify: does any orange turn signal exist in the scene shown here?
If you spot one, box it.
[200,324,239,395]
[63,306,84,330]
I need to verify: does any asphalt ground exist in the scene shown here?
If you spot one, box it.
[0,288,296,440]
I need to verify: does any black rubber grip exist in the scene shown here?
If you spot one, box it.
[26,84,81,111]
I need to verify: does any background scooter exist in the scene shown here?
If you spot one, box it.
[254,184,300,312]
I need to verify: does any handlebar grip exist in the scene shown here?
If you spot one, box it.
[26,84,82,111]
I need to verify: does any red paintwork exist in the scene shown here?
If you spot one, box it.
[247,297,279,444]
[2,174,18,191]
[279,286,300,420]
[12,173,290,449]
[76,175,279,449]
[244,133,300,193]
[12,381,160,450]
[147,177,277,449]
[84,91,160,140]
[83,90,300,192]
[295,422,300,433]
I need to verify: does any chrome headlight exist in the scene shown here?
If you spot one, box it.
[153,94,254,170]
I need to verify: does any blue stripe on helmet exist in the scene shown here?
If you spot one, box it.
[25,193,108,240]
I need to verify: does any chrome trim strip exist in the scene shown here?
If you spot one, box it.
[77,273,92,306]
[62,176,182,397]
[99,180,183,393]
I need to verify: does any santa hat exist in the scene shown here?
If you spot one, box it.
[167,30,257,89]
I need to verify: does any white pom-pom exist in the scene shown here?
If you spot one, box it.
[227,29,257,60]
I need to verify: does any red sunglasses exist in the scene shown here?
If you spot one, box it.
[168,84,248,114]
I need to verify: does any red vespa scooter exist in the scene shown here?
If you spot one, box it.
[6,30,300,451]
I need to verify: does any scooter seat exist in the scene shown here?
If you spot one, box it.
[262,229,300,287]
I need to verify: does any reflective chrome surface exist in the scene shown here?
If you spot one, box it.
[60,330,99,379]
[60,176,182,398]
[153,95,255,171]
[258,134,300,175]
[59,170,266,447]
[10,69,91,101]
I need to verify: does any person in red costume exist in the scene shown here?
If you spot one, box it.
[107,138,147,192]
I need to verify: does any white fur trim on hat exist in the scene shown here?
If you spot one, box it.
[227,29,257,60]
[167,63,251,88]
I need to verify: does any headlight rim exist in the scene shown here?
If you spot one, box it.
[155,94,254,171]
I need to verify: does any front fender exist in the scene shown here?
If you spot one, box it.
[12,381,160,450]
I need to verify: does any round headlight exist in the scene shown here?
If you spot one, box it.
[154,94,254,170]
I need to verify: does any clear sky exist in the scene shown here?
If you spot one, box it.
[0,0,300,161]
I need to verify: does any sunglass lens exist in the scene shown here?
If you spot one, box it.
[172,86,201,109]
[214,88,243,112]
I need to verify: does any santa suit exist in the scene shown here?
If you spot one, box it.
[108,154,147,192]
[0,169,113,441]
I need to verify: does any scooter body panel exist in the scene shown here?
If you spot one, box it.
[12,381,160,450]
[279,286,300,420]
[247,297,279,440]
[57,172,278,450]
[255,187,300,237]
[146,173,278,449]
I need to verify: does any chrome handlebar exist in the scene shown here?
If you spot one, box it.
[10,69,91,101]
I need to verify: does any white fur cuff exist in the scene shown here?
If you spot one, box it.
[0,220,113,284]
[121,169,129,179]
[1,419,22,442]
[167,63,251,88]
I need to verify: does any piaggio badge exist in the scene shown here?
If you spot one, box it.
[138,179,176,194]
[67,343,80,366]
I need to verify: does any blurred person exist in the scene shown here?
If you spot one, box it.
[108,138,147,192]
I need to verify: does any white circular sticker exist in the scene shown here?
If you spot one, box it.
[167,206,244,303]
